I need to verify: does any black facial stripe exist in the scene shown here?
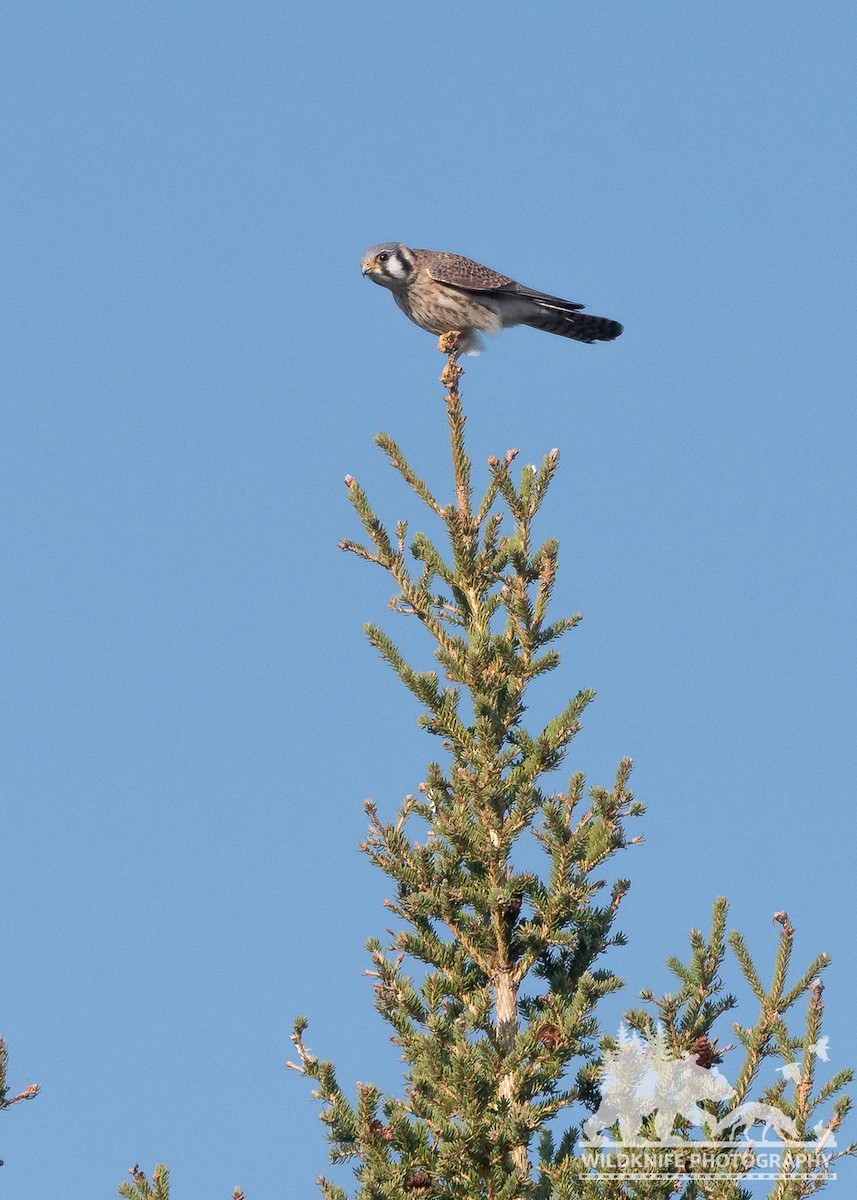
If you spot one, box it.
[390,248,411,276]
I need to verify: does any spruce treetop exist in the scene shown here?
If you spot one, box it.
[288,336,852,1200]
[113,338,852,1200]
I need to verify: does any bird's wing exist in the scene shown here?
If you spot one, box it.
[421,251,519,292]
[422,251,587,312]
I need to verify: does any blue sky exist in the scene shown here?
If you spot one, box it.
[3,3,856,1196]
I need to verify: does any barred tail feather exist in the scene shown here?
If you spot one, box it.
[523,302,623,344]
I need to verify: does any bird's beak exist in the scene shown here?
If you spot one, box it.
[361,259,375,276]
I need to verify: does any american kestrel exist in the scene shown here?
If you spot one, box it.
[361,243,623,354]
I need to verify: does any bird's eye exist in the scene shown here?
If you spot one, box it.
[378,252,389,263]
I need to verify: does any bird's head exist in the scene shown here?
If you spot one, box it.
[361,243,415,290]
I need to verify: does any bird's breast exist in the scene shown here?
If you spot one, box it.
[395,276,502,337]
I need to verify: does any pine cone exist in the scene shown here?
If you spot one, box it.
[689,1035,713,1069]
[370,1118,393,1140]
[404,1169,433,1190]
[537,1023,562,1052]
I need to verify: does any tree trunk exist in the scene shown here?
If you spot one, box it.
[495,966,529,1179]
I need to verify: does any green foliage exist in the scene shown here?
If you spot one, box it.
[117,1163,244,1200]
[290,342,853,1200]
[119,1164,172,1200]
[292,346,643,1198]
[114,345,851,1198]
[616,902,853,1198]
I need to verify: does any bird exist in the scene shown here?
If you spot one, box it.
[361,243,623,355]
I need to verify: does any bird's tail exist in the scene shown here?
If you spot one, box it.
[521,292,623,343]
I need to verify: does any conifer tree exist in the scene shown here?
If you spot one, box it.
[117,340,852,1198]
[288,335,854,1200]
